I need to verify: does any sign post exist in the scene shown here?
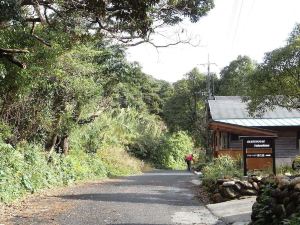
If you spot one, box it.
[240,136,276,176]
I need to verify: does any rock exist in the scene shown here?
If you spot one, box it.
[286,202,296,216]
[239,181,253,189]
[252,176,262,182]
[283,197,290,206]
[252,182,259,191]
[294,183,300,191]
[217,178,230,184]
[278,179,290,190]
[211,193,224,203]
[242,189,257,196]
[248,178,254,183]
[233,182,242,191]
[222,187,239,199]
[278,189,289,200]
[271,188,282,198]
[290,177,300,186]
[222,181,235,187]
[273,204,286,218]
[275,175,289,183]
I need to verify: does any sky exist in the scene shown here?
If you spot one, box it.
[126,0,300,83]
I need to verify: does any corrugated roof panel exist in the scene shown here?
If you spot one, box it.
[208,96,300,120]
[217,118,300,127]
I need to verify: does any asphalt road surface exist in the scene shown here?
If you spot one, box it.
[10,170,225,225]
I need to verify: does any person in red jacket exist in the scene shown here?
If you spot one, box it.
[185,154,194,171]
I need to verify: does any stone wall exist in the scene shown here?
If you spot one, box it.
[250,175,300,225]
[211,176,261,203]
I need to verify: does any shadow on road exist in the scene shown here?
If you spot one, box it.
[58,170,199,207]
[59,192,196,206]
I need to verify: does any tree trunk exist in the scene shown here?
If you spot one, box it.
[45,133,58,151]
[62,134,69,155]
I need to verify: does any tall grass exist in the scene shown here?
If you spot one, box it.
[0,108,161,203]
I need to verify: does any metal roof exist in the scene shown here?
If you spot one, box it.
[216,118,300,127]
[208,96,300,127]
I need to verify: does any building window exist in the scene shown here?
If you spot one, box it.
[230,133,239,141]
[221,132,229,149]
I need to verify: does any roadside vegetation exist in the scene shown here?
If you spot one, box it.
[1,6,300,225]
[0,0,214,203]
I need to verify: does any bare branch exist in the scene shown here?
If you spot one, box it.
[31,34,52,47]
[33,0,46,24]
[0,48,29,54]
[25,18,42,23]
[30,22,52,47]
[30,22,36,34]
[0,53,27,69]
[21,0,52,6]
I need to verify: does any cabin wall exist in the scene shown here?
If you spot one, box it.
[268,127,300,164]
[212,127,300,166]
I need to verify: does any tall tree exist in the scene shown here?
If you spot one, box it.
[163,68,207,145]
[218,55,256,96]
[246,25,300,115]
[0,0,214,68]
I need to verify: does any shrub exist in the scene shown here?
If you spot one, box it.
[152,131,194,169]
[202,155,243,191]
[282,214,300,225]
[99,147,142,177]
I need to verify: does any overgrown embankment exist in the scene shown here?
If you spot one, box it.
[0,108,195,203]
[0,109,146,203]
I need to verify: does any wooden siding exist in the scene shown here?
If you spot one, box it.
[275,131,299,158]
[215,149,242,159]
[229,140,242,149]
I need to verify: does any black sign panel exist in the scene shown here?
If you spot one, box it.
[245,138,273,149]
[240,136,276,176]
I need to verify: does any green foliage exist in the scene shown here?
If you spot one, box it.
[246,25,300,114]
[0,0,214,70]
[217,55,256,96]
[202,156,242,191]
[282,214,300,225]
[163,68,207,146]
[151,131,194,169]
[0,138,142,203]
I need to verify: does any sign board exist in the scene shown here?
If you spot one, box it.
[244,139,273,149]
[240,136,276,176]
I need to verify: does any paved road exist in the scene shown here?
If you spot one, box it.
[11,170,223,225]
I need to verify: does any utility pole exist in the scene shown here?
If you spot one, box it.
[198,54,217,100]
[198,54,217,159]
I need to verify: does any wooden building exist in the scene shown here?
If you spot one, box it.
[208,96,300,166]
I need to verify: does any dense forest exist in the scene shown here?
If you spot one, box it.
[0,0,299,203]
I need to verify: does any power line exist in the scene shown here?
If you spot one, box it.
[232,0,244,47]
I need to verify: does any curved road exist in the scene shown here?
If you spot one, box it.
[11,170,224,225]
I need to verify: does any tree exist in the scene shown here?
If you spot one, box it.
[163,68,207,145]
[0,0,214,68]
[218,55,256,96]
[246,25,300,115]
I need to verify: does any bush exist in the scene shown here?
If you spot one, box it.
[202,155,242,191]
[0,136,142,203]
[99,147,142,177]
[152,131,194,169]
